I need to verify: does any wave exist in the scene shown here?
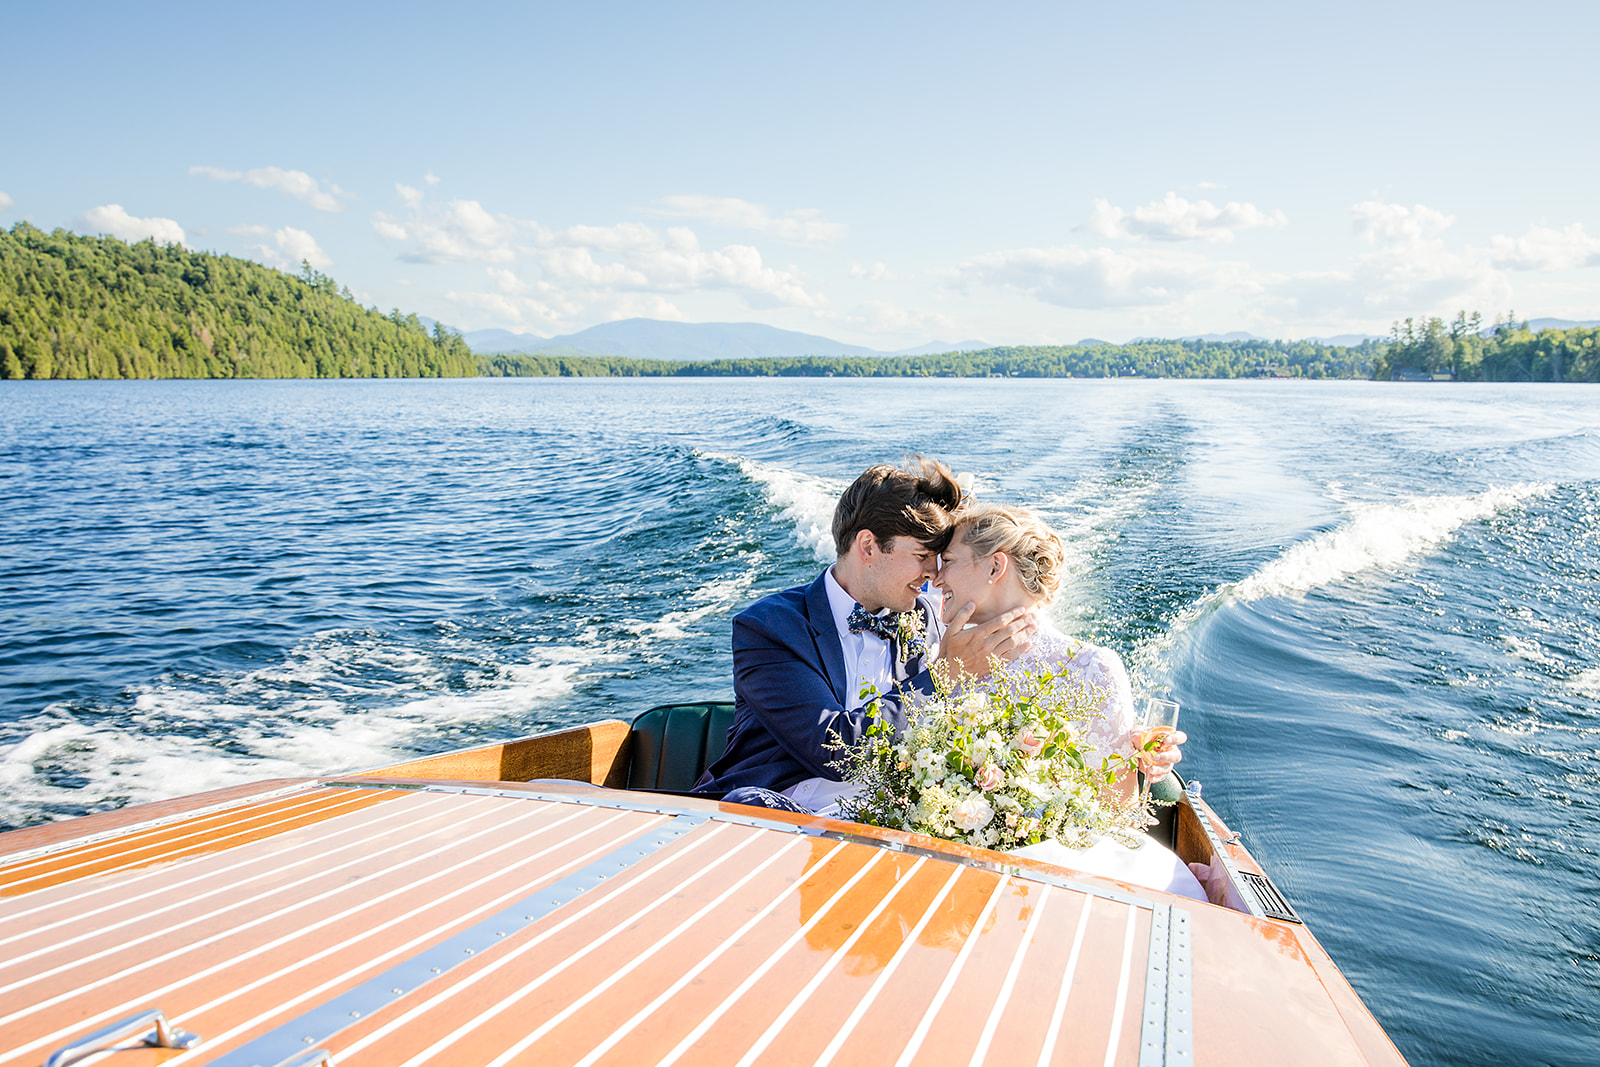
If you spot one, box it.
[0,631,591,830]
[710,453,844,562]
[1566,668,1600,701]
[624,571,763,641]
[1032,474,1164,621]
[1230,484,1548,602]
[1130,483,1549,685]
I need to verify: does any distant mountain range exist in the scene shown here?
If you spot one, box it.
[460,319,993,361]
[450,316,1597,362]
[1518,317,1600,332]
[1130,330,1386,346]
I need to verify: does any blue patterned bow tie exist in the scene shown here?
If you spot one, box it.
[847,605,898,642]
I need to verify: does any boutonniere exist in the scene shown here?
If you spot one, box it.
[895,611,927,663]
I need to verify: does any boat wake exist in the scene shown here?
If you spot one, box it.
[0,631,592,830]
[1130,482,1550,686]
[711,453,843,563]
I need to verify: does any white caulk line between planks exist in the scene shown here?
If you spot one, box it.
[651,849,892,1067]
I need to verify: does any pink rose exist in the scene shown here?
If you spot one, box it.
[975,763,1005,792]
[1013,727,1045,757]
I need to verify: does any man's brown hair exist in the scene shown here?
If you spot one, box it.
[831,456,964,555]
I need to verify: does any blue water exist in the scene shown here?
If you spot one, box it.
[2,378,1596,1066]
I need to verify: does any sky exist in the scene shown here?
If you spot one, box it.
[4,0,1598,349]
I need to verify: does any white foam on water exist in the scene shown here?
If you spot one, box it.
[1565,668,1600,700]
[0,714,314,830]
[715,453,843,562]
[1502,634,1558,667]
[1032,475,1163,620]
[1130,482,1549,688]
[627,569,761,641]
[0,631,595,828]
[1231,484,1548,603]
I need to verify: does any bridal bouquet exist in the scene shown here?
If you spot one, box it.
[832,666,1148,852]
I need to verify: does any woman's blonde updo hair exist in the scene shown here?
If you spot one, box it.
[955,503,1067,603]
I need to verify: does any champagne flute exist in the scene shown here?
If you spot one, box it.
[1138,698,1181,796]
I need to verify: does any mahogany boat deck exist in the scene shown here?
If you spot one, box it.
[0,771,1404,1067]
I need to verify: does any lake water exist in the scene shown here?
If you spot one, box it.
[1,377,1596,1065]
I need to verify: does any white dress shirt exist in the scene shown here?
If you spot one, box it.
[823,566,894,711]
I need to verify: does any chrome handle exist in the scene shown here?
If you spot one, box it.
[44,1009,201,1067]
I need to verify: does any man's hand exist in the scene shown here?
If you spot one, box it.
[1134,728,1187,783]
[934,603,1036,680]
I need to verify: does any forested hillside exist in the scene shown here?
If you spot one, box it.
[481,337,1384,379]
[1375,312,1600,382]
[7,222,1590,384]
[0,224,478,379]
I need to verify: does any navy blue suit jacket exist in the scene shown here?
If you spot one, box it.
[694,571,944,797]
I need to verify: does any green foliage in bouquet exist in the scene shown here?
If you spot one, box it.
[831,665,1148,852]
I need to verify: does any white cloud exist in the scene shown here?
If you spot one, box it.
[849,300,956,336]
[537,222,824,308]
[1351,201,1454,246]
[424,173,441,186]
[81,204,186,245]
[276,227,332,269]
[850,262,900,281]
[448,267,687,329]
[1265,201,1503,323]
[1484,223,1600,272]
[191,165,344,212]
[653,195,848,246]
[0,191,13,212]
[375,192,828,327]
[244,226,332,271]
[372,217,408,241]
[962,244,1247,309]
[1083,193,1286,243]
[373,199,521,264]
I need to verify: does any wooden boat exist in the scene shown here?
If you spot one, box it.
[0,703,1409,1067]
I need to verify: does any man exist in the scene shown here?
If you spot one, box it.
[694,457,1034,806]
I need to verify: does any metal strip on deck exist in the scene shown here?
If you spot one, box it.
[1140,904,1194,1067]
[207,812,704,1067]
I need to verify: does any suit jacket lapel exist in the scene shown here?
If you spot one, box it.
[805,572,848,704]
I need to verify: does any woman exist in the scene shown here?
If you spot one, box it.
[933,503,1206,902]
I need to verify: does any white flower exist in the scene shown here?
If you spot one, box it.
[952,795,994,832]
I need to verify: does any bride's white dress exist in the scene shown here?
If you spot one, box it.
[789,622,1206,903]
[999,623,1205,902]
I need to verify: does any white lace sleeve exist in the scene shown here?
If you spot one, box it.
[1007,628,1137,763]
[1063,643,1137,762]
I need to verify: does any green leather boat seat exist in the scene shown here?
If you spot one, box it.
[625,701,737,791]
